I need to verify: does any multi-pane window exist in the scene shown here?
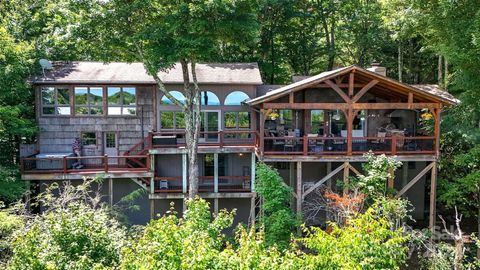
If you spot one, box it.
[81,132,97,146]
[107,87,137,115]
[41,87,71,115]
[160,111,185,129]
[279,110,293,128]
[224,112,250,129]
[74,87,104,115]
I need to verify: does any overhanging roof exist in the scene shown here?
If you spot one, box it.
[32,61,263,85]
[246,66,459,106]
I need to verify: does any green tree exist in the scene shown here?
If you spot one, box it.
[76,0,258,198]
[255,162,298,250]
[121,198,234,270]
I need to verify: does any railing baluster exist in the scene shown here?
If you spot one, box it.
[104,155,109,173]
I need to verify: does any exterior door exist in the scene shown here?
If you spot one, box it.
[104,132,118,164]
[201,111,220,142]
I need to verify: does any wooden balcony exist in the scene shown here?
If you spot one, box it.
[152,175,252,194]
[20,155,152,180]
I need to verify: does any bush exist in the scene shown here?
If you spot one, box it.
[255,162,298,249]
[121,198,234,270]
[7,202,126,270]
[0,203,22,267]
[301,207,410,270]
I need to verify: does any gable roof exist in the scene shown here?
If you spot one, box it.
[32,61,263,85]
[247,66,459,106]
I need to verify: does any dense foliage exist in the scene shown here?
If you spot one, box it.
[255,162,298,249]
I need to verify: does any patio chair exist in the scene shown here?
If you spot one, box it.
[284,136,295,152]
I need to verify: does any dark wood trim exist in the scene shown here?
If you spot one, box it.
[263,102,443,110]
[351,79,379,103]
[325,79,351,103]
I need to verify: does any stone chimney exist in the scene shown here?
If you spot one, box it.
[367,63,386,77]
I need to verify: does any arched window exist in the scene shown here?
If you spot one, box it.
[224,91,250,105]
[161,91,186,105]
[201,91,220,105]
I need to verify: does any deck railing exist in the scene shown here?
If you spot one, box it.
[151,130,259,148]
[20,155,150,174]
[153,175,251,193]
[263,135,435,156]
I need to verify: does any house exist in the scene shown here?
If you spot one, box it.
[20,61,458,227]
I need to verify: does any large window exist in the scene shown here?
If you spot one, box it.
[107,87,136,115]
[160,111,185,129]
[311,110,325,134]
[224,112,250,129]
[74,87,104,115]
[201,91,220,105]
[224,91,250,105]
[41,87,71,115]
[279,110,293,128]
[161,91,186,105]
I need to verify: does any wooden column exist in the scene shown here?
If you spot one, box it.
[296,161,303,216]
[433,108,442,158]
[182,153,187,193]
[214,198,219,215]
[343,162,350,195]
[429,162,438,234]
[289,162,295,211]
[214,153,219,193]
[150,154,155,194]
[250,195,256,228]
[347,109,353,155]
[150,199,155,220]
[259,109,265,156]
[326,162,332,190]
[108,177,113,206]
[251,152,256,192]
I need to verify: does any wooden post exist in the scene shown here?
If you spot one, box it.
[303,135,308,155]
[214,153,219,193]
[434,108,442,158]
[182,153,187,193]
[214,198,219,215]
[251,152,256,192]
[63,157,67,173]
[109,177,113,206]
[348,72,354,97]
[347,109,353,155]
[150,199,155,220]
[343,162,350,195]
[150,155,155,194]
[391,135,397,155]
[289,162,295,211]
[429,162,438,236]
[259,110,265,156]
[250,195,256,228]
[326,162,332,189]
[296,161,303,216]
[219,131,224,147]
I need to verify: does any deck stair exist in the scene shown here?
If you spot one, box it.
[124,135,153,192]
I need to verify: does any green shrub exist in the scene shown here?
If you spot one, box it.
[255,162,298,249]
[0,203,22,267]
[7,202,126,270]
[121,198,234,270]
[301,207,409,270]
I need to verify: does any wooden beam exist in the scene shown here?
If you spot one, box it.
[395,162,434,198]
[325,79,351,103]
[259,110,265,156]
[317,83,364,88]
[296,161,302,215]
[303,163,345,197]
[433,108,442,157]
[351,79,379,103]
[348,72,355,97]
[347,109,353,155]
[263,102,442,110]
[343,162,350,195]
[289,92,294,103]
[429,162,438,235]
[348,163,361,176]
[109,177,113,206]
[408,92,413,105]
[214,153,219,193]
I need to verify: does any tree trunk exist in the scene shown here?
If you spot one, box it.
[477,207,480,259]
[438,55,443,85]
[444,58,449,90]
[398,43,403,82]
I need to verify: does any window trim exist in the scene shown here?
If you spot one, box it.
[107,86,138,116]
[81,132,97,146]
[40,86,72,116]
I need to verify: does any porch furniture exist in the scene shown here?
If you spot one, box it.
[153,135,177,145]
[159,180,168,190]
[284,136,296,152]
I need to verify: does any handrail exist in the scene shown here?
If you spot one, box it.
[151,130,258,148]
[21,155,150,174]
